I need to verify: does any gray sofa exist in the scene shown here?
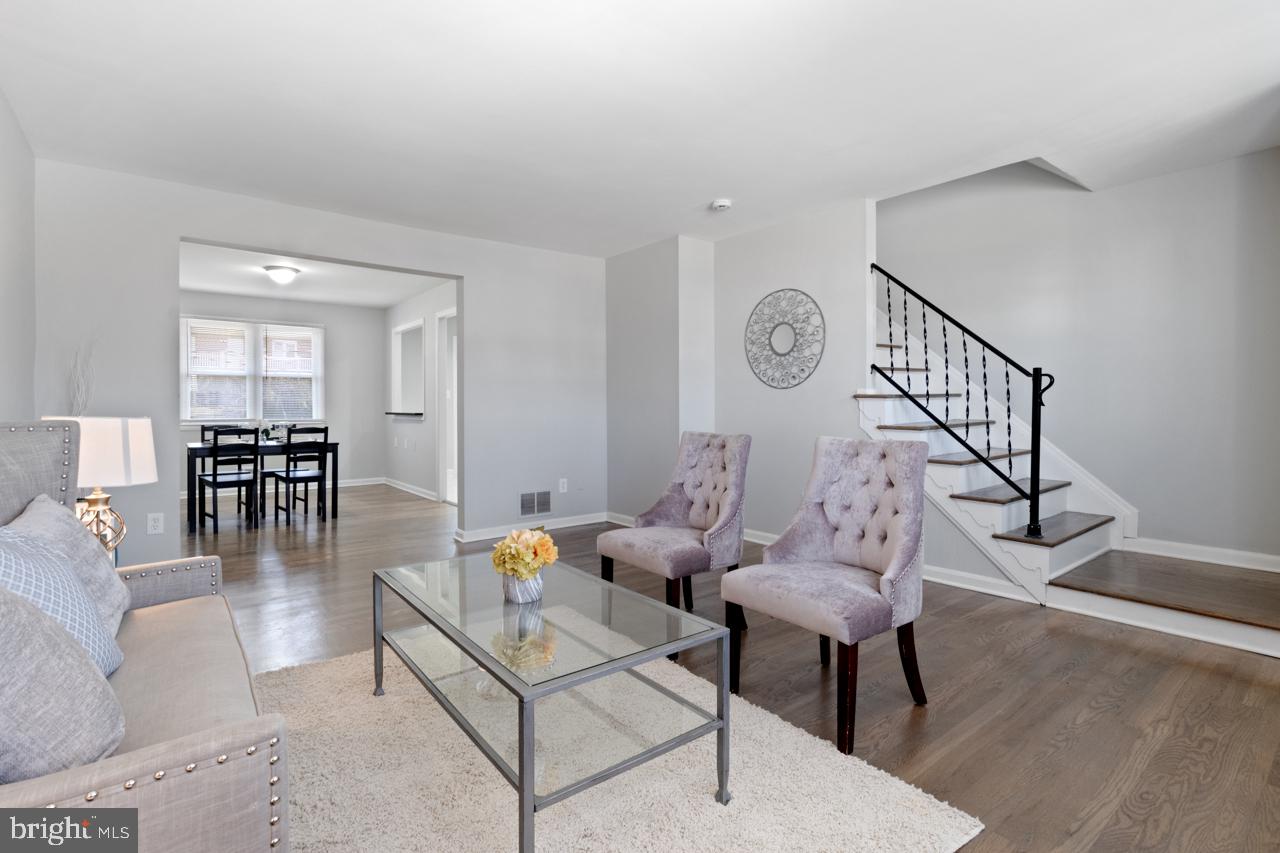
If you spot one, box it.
[0,422,289,852]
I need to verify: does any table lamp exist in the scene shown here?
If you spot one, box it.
[44,416,158,553]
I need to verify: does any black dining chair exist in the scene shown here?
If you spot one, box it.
[198,427,260,533]
[200,424,250,515]
[265,425,329,525]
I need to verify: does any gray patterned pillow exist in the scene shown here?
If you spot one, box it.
[0,585,125,783]
[6,495,131,635]
[0,529,125,676]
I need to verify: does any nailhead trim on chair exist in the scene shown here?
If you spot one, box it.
[56,736,281,849]
[118,560,221,594]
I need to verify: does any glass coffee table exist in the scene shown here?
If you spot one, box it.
[372,554,730,852]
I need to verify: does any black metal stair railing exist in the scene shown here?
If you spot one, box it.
[871,263,1055,538]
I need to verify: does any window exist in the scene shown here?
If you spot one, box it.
[181,318,325,422]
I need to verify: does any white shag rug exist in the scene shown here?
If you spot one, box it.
[256,650,982,852]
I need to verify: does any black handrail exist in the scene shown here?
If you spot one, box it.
[871,263,1032,378]
[871,263,1050,538]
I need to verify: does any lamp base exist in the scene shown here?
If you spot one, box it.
[77,486,126,553]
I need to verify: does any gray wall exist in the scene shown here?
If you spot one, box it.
[0,89,33,420]
[606,237,680,517]
[34,160,605,561]
[880,149,1280,555]
[385,280,457,496]
[177,290,390,486]
[715,199,873,536]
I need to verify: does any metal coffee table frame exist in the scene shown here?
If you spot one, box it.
[373,565,731,853]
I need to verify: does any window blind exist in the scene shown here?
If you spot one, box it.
[181,318,324,422]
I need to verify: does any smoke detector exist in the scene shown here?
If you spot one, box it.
[709,198,733,212]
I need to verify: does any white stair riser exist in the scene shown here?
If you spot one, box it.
[1000,522,1114,579]
[930,456,1033,491]
[950,486,1070,532]
[876,425,999,456]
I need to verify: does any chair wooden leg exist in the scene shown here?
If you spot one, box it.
[665,579,680,661]
[681,575,694,612]
[819,634,830,667]
[274,478,281,523]
[897,622,928,706]
[727,606,744,694]
[600,555,613,583]
[211,485,219,534]
[836,641,858,754]
[197,482,206,529]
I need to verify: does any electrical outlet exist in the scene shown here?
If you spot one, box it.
[146,513,164,535]
[559,478,568,494]
[393,436,399,448]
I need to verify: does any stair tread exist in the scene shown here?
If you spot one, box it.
[952,478,1071,505]
[876,342,901,349]
[1050,550,1280,631]
[992,511,1114,547]
[929,448,1030,465]
[874,365,931,373]
[880,419,992,431]
[853,391,961,399]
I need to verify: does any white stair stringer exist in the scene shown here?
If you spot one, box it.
[858,400,1049,602]
[858,311,1139,602]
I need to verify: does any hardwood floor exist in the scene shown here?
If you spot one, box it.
[1053,549,1280,631]
[183,484,1280,852]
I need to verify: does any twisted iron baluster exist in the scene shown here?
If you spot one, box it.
[982,346,991,459]
[886,274,895,373]
[943,319,950,423]
[922,299,930,406]
[903,287,912,395]
[963,332,970,440]
[1005,359,1013,475]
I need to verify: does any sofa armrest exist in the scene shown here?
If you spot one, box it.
[0,714,288,853]
[118,556,222,610]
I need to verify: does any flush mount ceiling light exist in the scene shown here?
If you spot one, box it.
[263,265,300,285]
[710,198,733,212]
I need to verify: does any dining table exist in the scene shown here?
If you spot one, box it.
[186,439,339,533]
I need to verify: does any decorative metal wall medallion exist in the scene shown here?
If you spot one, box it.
[744,288,825,389]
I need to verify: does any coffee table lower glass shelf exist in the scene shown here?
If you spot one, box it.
[372,555,730,853]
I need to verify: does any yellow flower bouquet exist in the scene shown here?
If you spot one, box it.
[492,527,558,602]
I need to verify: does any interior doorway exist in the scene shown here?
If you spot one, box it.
[437,309,458,505]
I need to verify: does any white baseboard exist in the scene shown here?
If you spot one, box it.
[384,478,439,501]
[923,564,1039,604]
[1123,536,1280,574]
[744,528,779,546]
[605,512,635,527]
[455,512,610,543]
[1046,585,1280,659]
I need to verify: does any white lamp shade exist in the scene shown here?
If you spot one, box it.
[44,417,159,488]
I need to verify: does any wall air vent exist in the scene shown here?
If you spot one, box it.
[519,491,552,516]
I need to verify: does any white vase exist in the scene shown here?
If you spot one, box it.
[502,572,543,604]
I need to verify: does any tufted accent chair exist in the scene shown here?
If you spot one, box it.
[720,436,928,754]
[597,432,751,655]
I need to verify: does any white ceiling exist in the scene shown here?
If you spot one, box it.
[1,1,1277,257]
[179,242,450,308]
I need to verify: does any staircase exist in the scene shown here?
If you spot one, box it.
[855,264,1137,604]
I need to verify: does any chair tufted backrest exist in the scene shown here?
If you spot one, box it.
[802,436,927,575]
[672,431,750,531]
